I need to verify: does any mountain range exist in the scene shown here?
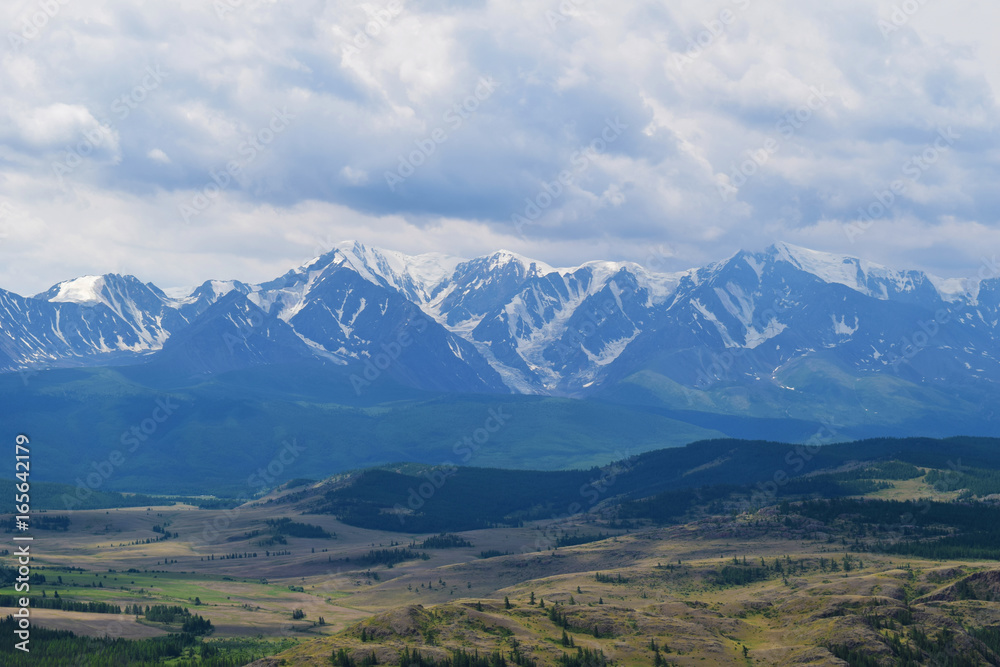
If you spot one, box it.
[4,241,1000,430]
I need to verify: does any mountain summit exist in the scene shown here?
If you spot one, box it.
[2,242,997,431]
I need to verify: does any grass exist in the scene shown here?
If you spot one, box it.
[864,468,964,502]
[8,464,1000,664]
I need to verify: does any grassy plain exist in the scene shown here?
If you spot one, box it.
[5,469,1000,665]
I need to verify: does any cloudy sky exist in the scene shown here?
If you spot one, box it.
[0,0,997,295]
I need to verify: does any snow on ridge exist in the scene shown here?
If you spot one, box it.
[486,249,555,276]
[333,240,463,303]
[21,240,983,384]
[271,271,323,323]
[400,251,464,292]
[771,242,888,295]
[771,242,922,300]
[161,286,196,301]
[48,276,105,305]
[165,280,244,306]
[208,280,241,297]
[552,260,686,305]
[929,275,974,303]
[316,241,688,310]
[771,242,975,304]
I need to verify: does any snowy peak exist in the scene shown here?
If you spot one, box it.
[4,241,999,404]
[38,274,166,310]
[768,241,894,291]
[42,275,107,305]
[187,280,250,302]
[167,279,254,322]
[438,251,556,329]
[300,241,675,313]
[331,240,463,305]
[33,273,180,348]
[566,260,686,306]
[478,249,554,277]
[763,242,961,304]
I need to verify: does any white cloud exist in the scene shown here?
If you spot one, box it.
[0,0,996,294]
[147,148,171,163]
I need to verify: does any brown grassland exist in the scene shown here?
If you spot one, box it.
[4,472,1000,665]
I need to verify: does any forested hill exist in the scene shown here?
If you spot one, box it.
[273,436,1000,533]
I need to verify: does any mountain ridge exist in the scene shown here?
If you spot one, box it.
[2,241,998,433]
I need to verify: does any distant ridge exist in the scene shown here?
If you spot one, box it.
[0,241,997,434]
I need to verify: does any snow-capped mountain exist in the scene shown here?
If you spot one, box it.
[604,246,998,390]
[2,241,998,415]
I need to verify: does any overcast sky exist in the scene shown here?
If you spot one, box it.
[0,0,997,295]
